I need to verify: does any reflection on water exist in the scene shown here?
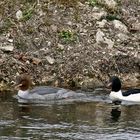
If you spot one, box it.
[111,107,121,122]
[1,90,140,140]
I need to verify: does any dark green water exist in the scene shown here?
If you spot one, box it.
[1,90,140,140]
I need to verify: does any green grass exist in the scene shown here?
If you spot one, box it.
[22,8,34,21]
[88,0,98,7]
[21,2,36,21]
[59,30,77,43]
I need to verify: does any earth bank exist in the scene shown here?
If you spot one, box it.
[0,0,140,91]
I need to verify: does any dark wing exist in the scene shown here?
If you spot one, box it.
[122,89,140,96]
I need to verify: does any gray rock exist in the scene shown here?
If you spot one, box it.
[104,37,114,49]
[0,45,14,52]
[113,20,128,33]
[57,43,64,50]
[50,25,58,32]
[46,56,55,64]
[96,20,107,28]
[16,10,23,20]
[131,22,140,31]
[92,11,107,20]
[98,0,117,10]
[104,0,117,10]
[117,33,129,41]
[8,39,13,43]
[96,29,105,43]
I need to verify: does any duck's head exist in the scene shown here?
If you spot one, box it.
[15,74,31,91]
[108,76,121,92]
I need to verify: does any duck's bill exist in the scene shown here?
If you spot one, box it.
[14,83,23,90]
[107,82,112,88]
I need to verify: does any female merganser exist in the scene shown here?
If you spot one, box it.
[109,76,140,103]
[15,74,86,101]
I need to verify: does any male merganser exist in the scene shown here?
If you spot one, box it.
[108,76,140,103]
[15,74,86,101]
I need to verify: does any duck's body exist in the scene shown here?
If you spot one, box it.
[15,75,86,101]
[109,76,140,103]
[110,90,140,102]
[18,86,85,100]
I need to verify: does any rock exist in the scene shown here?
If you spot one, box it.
[38,9,45,17]
[47,41,52,47]
[131,22,140,31]
[96,19,107,28]
[117,33,129,41]
[46,56,55,64]
[57,43,64,50]
[104,0,117,10]
[8,39,13,43]
[98,0,117,10]
[16,10,23,20]
[0,59,4,63]
[67,21,73,26]
[77,1,84,7]
[0,45,14,52]
[32,57,42,65]
[92,11,107,20]
[96,29,105,43]
[50,25,58,32]
[113,20,128,33]
[104,37,114,49]
[96,30,114,48]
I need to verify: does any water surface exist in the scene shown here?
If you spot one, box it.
[1,90,140,140]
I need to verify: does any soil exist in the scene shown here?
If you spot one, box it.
[0,0,140,91]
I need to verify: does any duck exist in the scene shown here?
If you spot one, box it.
[108,76,140,103]
[14,74,86,101]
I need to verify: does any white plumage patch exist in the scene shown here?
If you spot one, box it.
[110,90,140,102]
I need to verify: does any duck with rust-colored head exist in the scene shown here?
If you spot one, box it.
[108,76,140,103]
[15,74,86,101]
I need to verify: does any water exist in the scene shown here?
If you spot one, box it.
[1,90,140,140]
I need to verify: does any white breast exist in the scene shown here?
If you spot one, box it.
[18,90,30,99]
[109,90,123,101]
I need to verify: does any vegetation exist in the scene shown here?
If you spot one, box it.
[59,30,77,43]
[0,0,139,91]
[0,19,12,34]
[102,14,120,21]
[21,3,36,21]
[88,0,98,6]
[22,8,34,21]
